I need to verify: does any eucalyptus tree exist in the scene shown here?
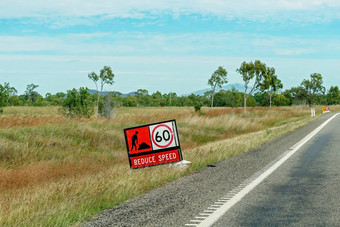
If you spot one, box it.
[88,66,115,118]
[300,73,325,106]
[25,84,40,104]
[261,67,283,107]
[237,60,267,110]
[208,66,228,108]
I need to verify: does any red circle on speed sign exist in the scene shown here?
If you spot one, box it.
[151,124,174,148]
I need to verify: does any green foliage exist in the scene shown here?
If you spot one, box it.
[327,86,340,105]
[208,66,228,89]
[246,96,256,107]
[272,94,290,106]
[194,102,202,112]
[254,91,269,106]
[25,84,40,104]
[261,67,283,107]
[88,66,115,118]
[214,88,244,107]
[43,92,66,106]
[98,94,116,119]
[208,66,228,107]
[61,88,94,118]
[237,60,267,110]
[0,82,16,111]
[300,73,325,106]
[123,95,138,107]
[0,83,11,109]
[0,66,338,111]
[8,96,20,106]
[284,86,307,105]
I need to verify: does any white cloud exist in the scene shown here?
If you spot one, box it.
[1,0,340,22]
[274,48,316,56]
[0,36,61,52]
[1,32,339,58]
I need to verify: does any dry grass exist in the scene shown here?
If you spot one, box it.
[0,105,339,226]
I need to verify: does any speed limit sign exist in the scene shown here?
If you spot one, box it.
[124,120,182,169]
[150,122,177,150]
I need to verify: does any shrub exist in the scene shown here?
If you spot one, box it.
[194,102,202,112]
[60,87,94,118]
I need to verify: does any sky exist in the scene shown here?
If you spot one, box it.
[1,0,340,96]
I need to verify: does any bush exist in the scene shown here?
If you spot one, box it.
[194,102,202,112]
[60,87,94,118]
[273,94,290,106]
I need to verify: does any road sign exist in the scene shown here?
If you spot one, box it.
[124,120,182,169]
[322,106,330,113]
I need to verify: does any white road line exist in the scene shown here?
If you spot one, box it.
[190,113,339,227]
[190,220,202,223]
[195,217,206,219]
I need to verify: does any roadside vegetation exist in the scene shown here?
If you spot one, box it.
[1,64,339,115]
[1,105,339,226]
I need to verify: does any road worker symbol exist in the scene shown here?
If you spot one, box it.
[125,126,152,155]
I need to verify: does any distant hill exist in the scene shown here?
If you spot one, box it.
[88,83,247,98]
[183,83,246,96]
[88,89,135,97]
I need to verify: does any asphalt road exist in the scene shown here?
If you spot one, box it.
[84,113,339,227]
[213,113,340,226]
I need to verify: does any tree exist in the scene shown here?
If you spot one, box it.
[300,73,325,106]
[123,95,138,107]
[0,82,16,112]
[88,66,115,118]
[163,92,177,106]
[136,89,148,98]
[8,95,20,106]
[253,91,269,106]
[284,86,307,105]
[261,67,283,107]
[272,94,290,106]
[327,86,339,105]
[110,91,122,97]
[237,60,267,110]
[25,84,40,104]
[61,87,94,118]
[208,66,228,108]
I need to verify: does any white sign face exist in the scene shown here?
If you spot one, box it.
[149,121,179,151]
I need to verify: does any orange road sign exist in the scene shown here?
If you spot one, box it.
[124,120,182,169]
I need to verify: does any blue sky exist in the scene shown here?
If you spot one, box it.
[1,0,340,95]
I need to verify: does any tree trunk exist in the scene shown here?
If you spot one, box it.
[96,93,99,119]
[211,92,214,108]
[211,85,216,108]
[244,92,247,111]
[269,91,272,107]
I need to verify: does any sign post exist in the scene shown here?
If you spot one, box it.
[124,120,183,169]
[311,107,315,117]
